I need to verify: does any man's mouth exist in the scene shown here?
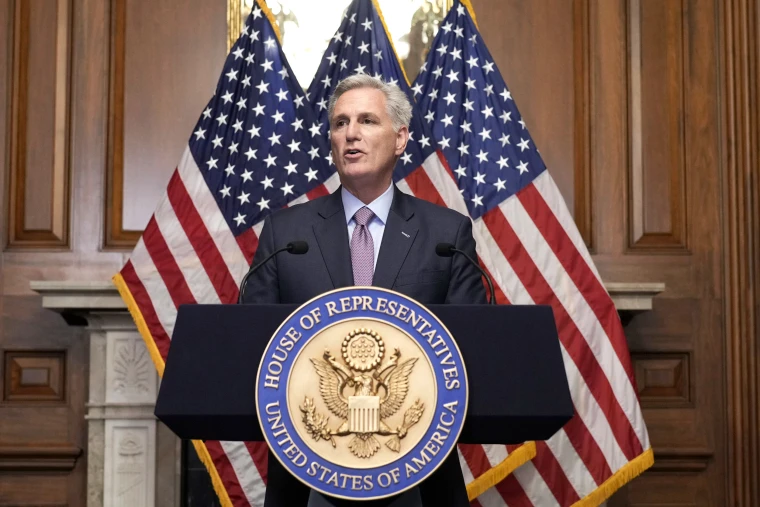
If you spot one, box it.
[344,149,363,158]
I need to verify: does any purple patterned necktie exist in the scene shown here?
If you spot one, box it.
[351,206,375,286]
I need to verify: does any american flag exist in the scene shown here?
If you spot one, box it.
[413,1,653,505]
[306,0,538,499]
[113,1,339,505]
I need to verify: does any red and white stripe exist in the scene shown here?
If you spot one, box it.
[400,151,650,505]
[123,147,278,507]
[122,144,650,506]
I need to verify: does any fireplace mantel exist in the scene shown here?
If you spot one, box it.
[30,281,181,507]
[31,280,665,316]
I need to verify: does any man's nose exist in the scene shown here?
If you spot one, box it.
[345,120,361,140]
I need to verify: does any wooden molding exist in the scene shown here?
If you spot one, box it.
[573,0,593,250]
[0,445,81,471]
[632,352,691,408]
[3,351,66,402]
[722,0,760,505]
[626,0,688,252]
[104,0,140,249]
[651,448,713,473]
[6,0,71,250]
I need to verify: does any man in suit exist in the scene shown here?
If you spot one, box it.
[245,75,486,506]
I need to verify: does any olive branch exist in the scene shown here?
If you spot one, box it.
[300,396,336,447]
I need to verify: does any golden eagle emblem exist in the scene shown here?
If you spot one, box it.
[300,328,424,458]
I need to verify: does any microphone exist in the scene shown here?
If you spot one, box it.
[237,241,309,304]
[285,240,309,255]
[435,242,496,305]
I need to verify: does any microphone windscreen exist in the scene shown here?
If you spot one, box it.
[435,242,456,257]
[287,241,309,255]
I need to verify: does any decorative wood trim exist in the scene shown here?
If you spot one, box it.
[626,0,689,252]
[631,351,691,408]
[0,445,81,471]
[3,351,66,402]
[722,0,760,504]
[651,448,713,473]
[573,0,593,250]
[6,0,71,249]
[104,0,140,249]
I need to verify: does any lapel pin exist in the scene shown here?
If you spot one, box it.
[401,231,410,238]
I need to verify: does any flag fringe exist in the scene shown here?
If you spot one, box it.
[191,440,235,507]
[370,0,412,86]
[257,0,282,45]
[112,273,234,507]
[571,448,655,507]
[466,442,536,501]
[112,273,166,377]
[459,0,479,28]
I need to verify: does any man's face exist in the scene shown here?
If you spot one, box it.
[330,88,408,187]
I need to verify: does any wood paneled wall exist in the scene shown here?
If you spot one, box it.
[0,0,226,505]
[1,0,758,506]
[476,5,728,504]
[6,0,71,249]
[0,297,87,506]
[105,0,226,247]
[721,0,760,504]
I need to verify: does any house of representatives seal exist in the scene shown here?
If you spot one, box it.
[255,287,468,501]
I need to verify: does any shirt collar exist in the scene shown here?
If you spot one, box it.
[342,182,394,226]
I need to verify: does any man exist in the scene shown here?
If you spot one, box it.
[245,75,486,506]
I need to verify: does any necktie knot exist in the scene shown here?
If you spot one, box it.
[353,206,374,227]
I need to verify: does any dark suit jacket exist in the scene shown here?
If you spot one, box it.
[243,185,487,306]
[244,185,484,507]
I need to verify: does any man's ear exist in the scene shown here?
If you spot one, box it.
[395,126,409,156]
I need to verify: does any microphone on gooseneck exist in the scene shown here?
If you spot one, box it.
[435,242,496,305]
[237,241,309,304]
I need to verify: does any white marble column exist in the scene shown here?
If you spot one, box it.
[88,313,157,507]
[31,282,181,507]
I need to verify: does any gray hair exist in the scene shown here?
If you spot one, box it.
[327,75,413,133]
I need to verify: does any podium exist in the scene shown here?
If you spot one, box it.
[156,303,573,505]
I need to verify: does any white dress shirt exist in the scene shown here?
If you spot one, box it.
[342,183,394,269]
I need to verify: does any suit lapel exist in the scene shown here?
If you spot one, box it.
[313,189,354,288]
[373,188,418,289]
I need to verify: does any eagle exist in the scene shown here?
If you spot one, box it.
[307,347,420,457]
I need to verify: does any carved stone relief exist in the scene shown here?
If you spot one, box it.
[105,422,156,507]
[106,333,156,404]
